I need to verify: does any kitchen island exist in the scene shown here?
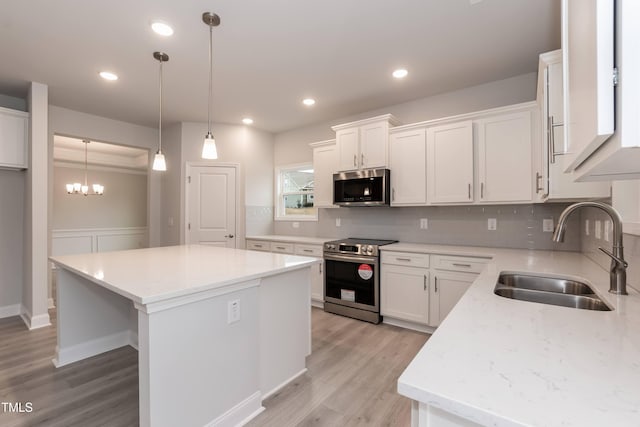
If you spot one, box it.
[390,244,640,427]
[50,244,320,427]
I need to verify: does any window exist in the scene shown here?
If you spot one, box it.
[275,164,317,221]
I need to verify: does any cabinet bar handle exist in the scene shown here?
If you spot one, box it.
[548,116,556,164]
[353,154,357,167]
[276,246,286,250]
[468,183,471,199]
[435,277,438,293]
[535,172,544,194]
[361,153,365,167]
[303,249,313,252]
[452,263,471,268]
[319,263,322,274]
[396,257,411,262]
[392,188,396,202]
[480,182,484,199]
[255,244,262,248]
[424,274,427,291]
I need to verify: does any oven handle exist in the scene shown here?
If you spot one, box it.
[323,254,377,264]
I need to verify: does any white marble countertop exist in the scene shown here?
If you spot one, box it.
[394,244,640,427]
[246,234,333,245]
[50,245,320,306]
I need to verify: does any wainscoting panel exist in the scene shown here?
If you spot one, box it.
[52,227,148,258]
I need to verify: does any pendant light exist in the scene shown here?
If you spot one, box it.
[201,12,220,159]
[152,51,169,171]
[65,140,104,196]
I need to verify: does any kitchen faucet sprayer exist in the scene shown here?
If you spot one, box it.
[553,202,628,295]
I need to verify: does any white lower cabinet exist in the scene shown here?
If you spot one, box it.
[246,239,325,306]
[429,271,477,327]
[0,107,28,169]
[381,264,430,325]
[381,250,488,330]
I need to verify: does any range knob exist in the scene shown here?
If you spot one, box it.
[367,245,374,254]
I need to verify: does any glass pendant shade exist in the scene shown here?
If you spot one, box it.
[202,132,218,159]
[152,151,167,171]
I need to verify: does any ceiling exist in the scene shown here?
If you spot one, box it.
[0,0,560,133]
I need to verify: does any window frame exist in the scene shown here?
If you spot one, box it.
[274,163,318,221]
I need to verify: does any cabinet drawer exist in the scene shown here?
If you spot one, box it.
[246,240,271,252]
[431,255,488,273]
[270,242,295,254]
[381,251,430,268]
[294,244,323,258]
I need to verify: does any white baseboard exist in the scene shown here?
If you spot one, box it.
[52,330,136,367]
[0,304,21,319]
[206,391,263,427]
[383,317,436,335]
[20,307,51,330]
[311,300,324,309]
[48,298,55,309]
[261,368,307,401]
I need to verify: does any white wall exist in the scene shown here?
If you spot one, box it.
[162,122,274,246]
[49,106,161,246]
[160,123,182,246]
[53,166,147,229]
[0,170,24,313]
[274,72,537,166]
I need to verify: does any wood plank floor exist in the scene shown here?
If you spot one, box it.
[0,308,428,427]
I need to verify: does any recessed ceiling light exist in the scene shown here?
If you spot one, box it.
[242,118,254,125]
[392,69,408,79]
[151,21,174,36]
[99,71,118,81]
[302,98,316,106]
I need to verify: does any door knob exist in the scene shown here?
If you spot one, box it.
[225,234,234,238]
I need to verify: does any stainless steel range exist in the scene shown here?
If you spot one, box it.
[323,238,397,324]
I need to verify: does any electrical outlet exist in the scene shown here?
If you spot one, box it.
[292,222,300,229]
[604,220,611,242]
[585,219,590,236]
[488,218,497,231]
[227,299,240,324]
[595,220,602,240]
[542,218,554,233]
[420,218,428,229]
[335,218,341,227]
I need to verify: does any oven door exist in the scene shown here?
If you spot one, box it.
[324,253,379,312]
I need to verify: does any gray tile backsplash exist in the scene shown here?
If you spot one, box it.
[246,205,274,236]
[580,208,640,291]
[274,204,581,251]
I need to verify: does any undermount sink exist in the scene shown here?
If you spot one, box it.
[494,273,612,311]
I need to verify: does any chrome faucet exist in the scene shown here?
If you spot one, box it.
[552,201,628,295]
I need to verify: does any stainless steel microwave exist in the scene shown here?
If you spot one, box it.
[333,168,390,206]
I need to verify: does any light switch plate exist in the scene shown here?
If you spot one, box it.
[227,299,240,324]
[420,218,428,229]
[595,220,602,240]
[488,218,497,231]
[292,222,300,229]
[543,218,554,233]
[335,218,341,227]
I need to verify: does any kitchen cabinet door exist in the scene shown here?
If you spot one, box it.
[336,128,360,171]
[381,264,429,325]
[311,140,337,208]
[311,261,324,306]
[430,271,476,327]
[562,0,615,172]
[389,128,427,205]
[359,121,388,169]
[0,107,28,169]
[427,121,473,203]
[477,111,533,203]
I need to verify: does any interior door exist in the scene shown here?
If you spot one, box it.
[186,165,237,248]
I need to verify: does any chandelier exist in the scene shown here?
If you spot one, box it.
[65,140,104,196]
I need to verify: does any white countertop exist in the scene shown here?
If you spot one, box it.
[50,245,320,306]
[392,244,640,427]
[246,235,333,245]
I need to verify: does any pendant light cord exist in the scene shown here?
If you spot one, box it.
[208,23,213,133]
[159,57,163,152]
[84,141,88,186]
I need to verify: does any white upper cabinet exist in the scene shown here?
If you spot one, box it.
[427,121,473,204]
[332,114,400,172]
[389,128,427,206]
[562,0,615,172]
[0,107,28,169]
[535,50,610,200]
[310,139,338,208]
[564,0,640,180]
[476,111,533,203]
